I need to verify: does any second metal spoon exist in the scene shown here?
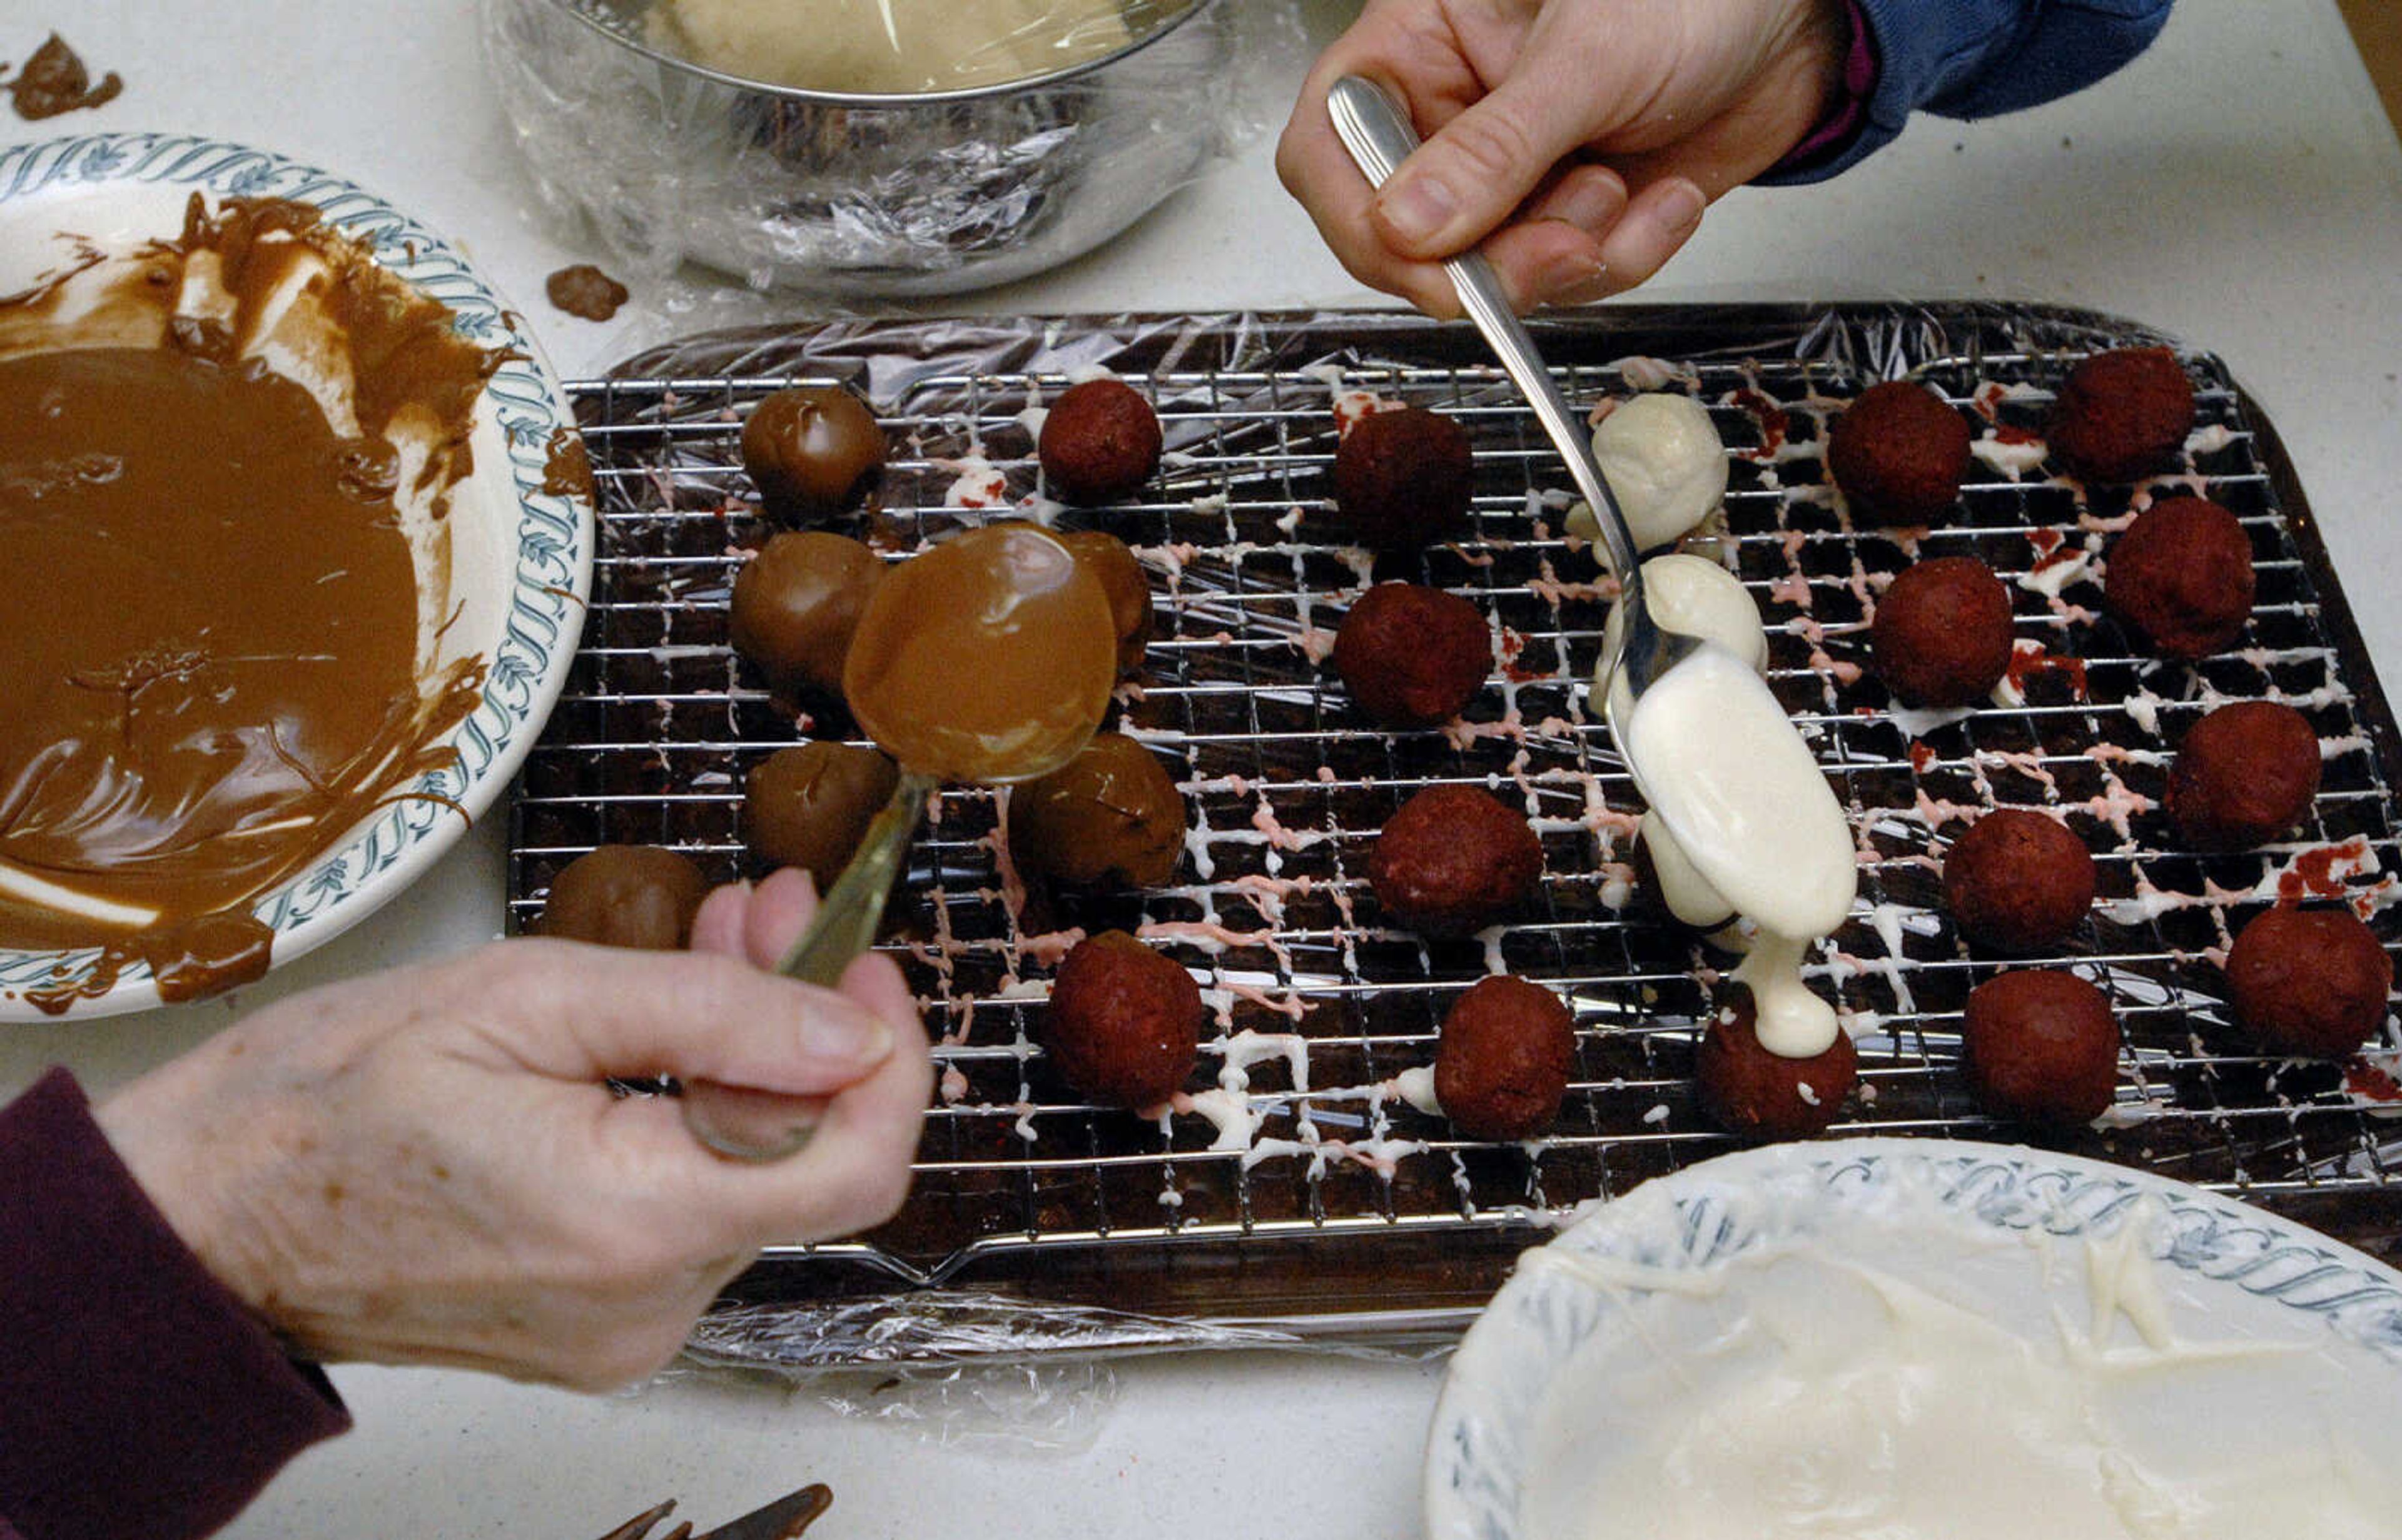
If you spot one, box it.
[1325,74,1704,718]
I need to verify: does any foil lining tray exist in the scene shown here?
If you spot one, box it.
[518,305,2402,1367]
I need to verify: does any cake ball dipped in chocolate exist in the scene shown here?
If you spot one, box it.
[1039,379,1161,505]
[744,742,901,884]
[1870,555,2015,709]
[1053,528,1155,676]
[2104,495,2254,660]
[2046,347,2195,484]
[2226,906,2393,1058]
[1011,732,1185,889]
[1332,404,1474,552]
[1564,392,1728,554]
[1942,809,2094,953]
[1962,969,2120,1130]
[1696,983,1857,1142]
[2167,700,2320,849]
[729,530,884,702]
[1369,784,1543,936]
[1332,581,1491,729]
[1825,379,1972,524]
[1434,975,1576,1141]
[844,522,1115,786]
[742,385,887,524]
[1043,929,1204,1109]
[540,845,710,950]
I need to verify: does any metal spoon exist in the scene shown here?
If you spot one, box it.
[1325,75,1703,719]
[673,772,933,1163]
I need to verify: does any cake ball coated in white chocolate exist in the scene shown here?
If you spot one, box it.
[1566,393,1729,554]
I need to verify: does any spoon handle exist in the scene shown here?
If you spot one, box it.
[775,769,935,985]
[676,770,934,1162]
[1325,75,1639,585]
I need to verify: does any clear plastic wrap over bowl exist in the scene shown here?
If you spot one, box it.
[480,0,1234,297]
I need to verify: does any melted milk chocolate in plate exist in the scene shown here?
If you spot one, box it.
[843,524,1115,785]
[0,196,496,1010]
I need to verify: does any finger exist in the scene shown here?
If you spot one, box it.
[1479,218,1608,312]
[739,866,821,971]
[1589,174,1709,298]
[1277,71,1469,317]
[1520,162,1629,243]
[687,879,754,958]
[1371,62,1607,260]
[717,991,933,1243]
[491,941,895,1095]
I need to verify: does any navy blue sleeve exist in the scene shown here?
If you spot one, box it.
[0,1068,350,1540]
[1761,0,2176,185]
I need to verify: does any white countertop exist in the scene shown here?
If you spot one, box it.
[5,3,2401,1535]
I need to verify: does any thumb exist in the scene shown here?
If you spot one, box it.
[488,940,896,1098]
[1371,65,1599,259]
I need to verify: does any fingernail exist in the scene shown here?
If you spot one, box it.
[808,1005,894,1065]
[1537,248,1610,308]
[1551,180,1623,234]
[1377,172,1457,246]
[1656,180,1706,238]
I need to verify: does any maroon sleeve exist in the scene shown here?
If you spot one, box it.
[0,1068,350,1540]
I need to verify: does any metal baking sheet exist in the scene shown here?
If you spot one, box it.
[515,305,2402,1366]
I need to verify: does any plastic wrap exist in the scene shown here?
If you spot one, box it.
[477,0,1300,298]
[522,304,2402,1375]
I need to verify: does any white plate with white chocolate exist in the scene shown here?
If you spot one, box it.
[1428,1138,2402,1539]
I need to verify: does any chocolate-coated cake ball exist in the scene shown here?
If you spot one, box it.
[1011,732,1185,889]
[2103,495,2254,661]
[540,845,709,950]
[1434,975,1576,1141]
[1332,582,1490,729]
[741,385,887,524]
[2046,347,2195,484]
[1963,970,2120,1130]
[1367,783,1543,936]
[1039,379,1162,505]
[728,530,884,701]
[1870,555,2015,708]
[2226,906,2393,1058]
[1825,380,1972,524]
[1332,405,1474,552]
[1043,929,1203,1108]
[1695,984,1857,1142]
[2167,700,2320,850]
[744,742,900,883]
[1055,528,1155,676]
[1942,809,2094,953]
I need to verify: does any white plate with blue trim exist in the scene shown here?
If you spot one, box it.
[1427,1138,2402,1539]
[0,133,594,1019]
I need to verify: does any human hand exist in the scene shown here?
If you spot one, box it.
[95,868,930,1391]
[1277,0,1850,313]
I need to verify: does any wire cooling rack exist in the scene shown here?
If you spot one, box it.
[513,306,2402,1359]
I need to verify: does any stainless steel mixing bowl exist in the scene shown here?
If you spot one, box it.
[480,0,1230,297]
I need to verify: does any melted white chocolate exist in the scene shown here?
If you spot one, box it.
[1620,645,1855,1057]
[1520,1203,2398,1539]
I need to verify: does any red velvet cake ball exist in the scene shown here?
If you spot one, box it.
[1825,380,1972,523]
[2046,347,2195,484]
[2102,496,2254,661]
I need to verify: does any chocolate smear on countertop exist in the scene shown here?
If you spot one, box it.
[4,34,122,120]
[547,263,629,322]
[0,196,496,1008]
